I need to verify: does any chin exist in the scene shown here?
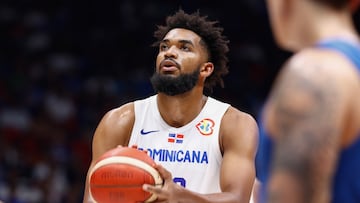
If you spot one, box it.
[160,73,179,79]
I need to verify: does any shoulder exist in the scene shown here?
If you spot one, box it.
[220,106,259,152]
[284,47,358,84]
[90,101,137,164]
[93,102,136,146]
[222,107,257,129]
[264,47,360,138]
[102,102,135,123]
[270,47,358,107]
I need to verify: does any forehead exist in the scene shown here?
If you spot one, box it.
[163,28,202,44]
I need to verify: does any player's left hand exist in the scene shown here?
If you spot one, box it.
[142,164,185,203]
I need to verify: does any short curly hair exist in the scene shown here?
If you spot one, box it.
[153,9,230,95]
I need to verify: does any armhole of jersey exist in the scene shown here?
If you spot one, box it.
[207,97,231,164]
[128,100,140,146]
[316,39,360,70]
[129,95,157,146]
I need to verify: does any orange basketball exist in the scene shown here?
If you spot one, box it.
[89,146,163,203]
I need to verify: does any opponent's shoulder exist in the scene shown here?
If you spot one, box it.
[265,47,359,138]
[280,47,359,106]
[285,47,358,83]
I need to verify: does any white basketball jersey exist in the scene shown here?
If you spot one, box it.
[128,95,230,193]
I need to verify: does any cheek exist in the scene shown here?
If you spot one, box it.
[180,57,198,72]
[155,54,163,69]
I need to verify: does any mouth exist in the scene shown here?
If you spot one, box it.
[159,59,180,73]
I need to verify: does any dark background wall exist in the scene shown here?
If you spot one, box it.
[0,1,358,202]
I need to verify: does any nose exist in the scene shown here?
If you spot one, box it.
[164,45,178,58]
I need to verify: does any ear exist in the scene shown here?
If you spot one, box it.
[200,62,214,78]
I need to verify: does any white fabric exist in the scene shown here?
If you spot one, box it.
[129,95,230,193]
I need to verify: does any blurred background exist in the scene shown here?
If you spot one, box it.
[0,0,358,202]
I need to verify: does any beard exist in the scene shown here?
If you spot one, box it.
[150,67,200,96]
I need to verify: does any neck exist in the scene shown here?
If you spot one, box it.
[289,2,359,51]
[157,89,207,128]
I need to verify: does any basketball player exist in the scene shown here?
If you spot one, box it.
[255,0,360,202]
[83,9,259,203]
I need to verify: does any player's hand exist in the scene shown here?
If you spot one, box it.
[143,164,185,203]
[130,144,149,154]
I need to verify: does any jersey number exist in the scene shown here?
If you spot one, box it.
[173,177,186,187]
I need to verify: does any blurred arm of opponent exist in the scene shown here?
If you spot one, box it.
[263,49,360,203]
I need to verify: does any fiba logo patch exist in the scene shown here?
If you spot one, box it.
[196,118,215,136]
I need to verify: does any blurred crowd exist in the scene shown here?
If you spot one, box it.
[0,0,358,202]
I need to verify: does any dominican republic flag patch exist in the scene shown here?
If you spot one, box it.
[168,133,184,143]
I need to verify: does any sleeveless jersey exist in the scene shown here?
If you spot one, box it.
[129,95,230,193]
[255,39,360,203]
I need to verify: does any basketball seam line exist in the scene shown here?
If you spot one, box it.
[89,156,163,203]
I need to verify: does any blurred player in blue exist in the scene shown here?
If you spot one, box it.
[256,0,360,202]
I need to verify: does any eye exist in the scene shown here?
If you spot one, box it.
[180,45,191,52]
[159,43,168,51]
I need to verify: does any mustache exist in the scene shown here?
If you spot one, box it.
[159,58,181,70]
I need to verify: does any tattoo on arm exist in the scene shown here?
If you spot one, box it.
[268,68,341,202]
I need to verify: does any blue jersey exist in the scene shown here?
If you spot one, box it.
[256,39,360,203]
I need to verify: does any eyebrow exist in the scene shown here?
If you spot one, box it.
[161,39,194,46]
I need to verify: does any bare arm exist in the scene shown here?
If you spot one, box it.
[263,50,352,203]
[83,102,135,203]
[143,107,259,203]
[218,107,259,203]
